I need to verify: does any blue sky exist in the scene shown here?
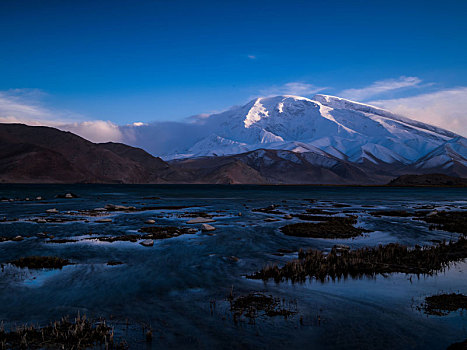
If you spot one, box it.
[0,0,466,134]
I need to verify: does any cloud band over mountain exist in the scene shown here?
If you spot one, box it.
[1,78,466,154]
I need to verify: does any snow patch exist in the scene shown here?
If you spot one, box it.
[244,98,269,128]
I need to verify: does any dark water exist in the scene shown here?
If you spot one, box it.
[0,184,466,349]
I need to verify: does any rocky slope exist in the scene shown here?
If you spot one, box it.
[0,124,183,183]
[171,148,382,185]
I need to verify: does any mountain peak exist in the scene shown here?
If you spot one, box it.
[158,93,464,166]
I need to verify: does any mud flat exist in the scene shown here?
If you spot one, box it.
[370,210,414,217]
[420,211,467,234]
[93,226,197,243]
[228,292,297,323]
[420,293,467,316]
[252,205,285,215]
[280,216,369,239]
[138,226,196,239]
[305,208,334,215]
[9,256,72,269]
[418,293,467,349]
[447,338,467,350]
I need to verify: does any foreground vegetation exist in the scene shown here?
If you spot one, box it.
[421,211,467,234]
[9,256,72,269]
[249,237,467,283]
[228,292,297,323]
[0,314,126,349]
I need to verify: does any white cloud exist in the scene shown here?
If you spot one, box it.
[185,113,212,124]
[60,121,122,143]
[0,89,122,143]
[247,54,256,60]
[260,82,326,97]
[2,82,466,154]
[340,76,422,101]
[370,87,467,137]
[0,89,52,120]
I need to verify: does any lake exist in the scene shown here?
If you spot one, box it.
[0,184,466,349]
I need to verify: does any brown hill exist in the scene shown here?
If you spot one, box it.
[170,149,384,185]
[387,174,467,187]
[0,123,181,183]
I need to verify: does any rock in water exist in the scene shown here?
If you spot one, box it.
[56,193,79,199]
[140,239,154,247]
[187,217,216,224]
[145,219,156,224]
[95,218,112,223]
[201,224,216,231]
[105,204,136,211]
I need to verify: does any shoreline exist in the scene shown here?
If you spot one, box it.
[1,182,466,188]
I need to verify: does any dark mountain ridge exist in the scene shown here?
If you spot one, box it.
[0,124,182,183]
[388,174,467,187]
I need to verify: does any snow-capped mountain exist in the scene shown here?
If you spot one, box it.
[161,94,463,169]
[403,137,467,177]
[3,94,465,184]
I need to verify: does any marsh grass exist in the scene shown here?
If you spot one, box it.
[0,314,126,349]
[421,211,467,234]
[249,237,467,283]
[420,293,467,316]
[228,292,297,323]
[280,216,369,239]
[9,256,72,269]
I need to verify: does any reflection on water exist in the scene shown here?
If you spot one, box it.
[0,184,466,349]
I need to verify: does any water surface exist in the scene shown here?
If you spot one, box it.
[0,185,466,349]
